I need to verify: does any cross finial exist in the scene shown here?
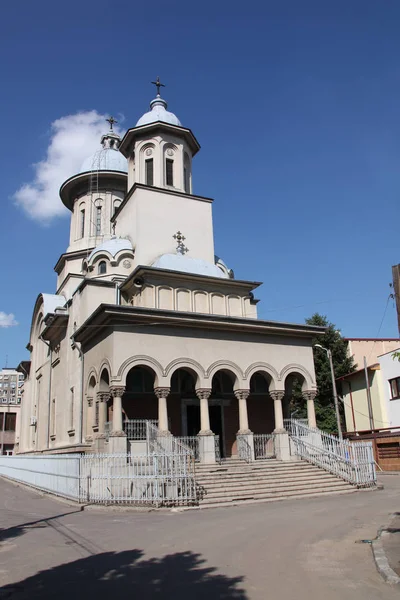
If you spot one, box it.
[151,76,165,96]
[173,231,189,255]
[106,116,118,131]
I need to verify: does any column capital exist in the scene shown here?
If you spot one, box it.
[110,386,126,398]
[154,387,170,399]
[270,390,285,402]
[234,389,250,401]
[303,390,317,402]
[196,388,212,400]
[96,391,110,403]
[87,396,93,407]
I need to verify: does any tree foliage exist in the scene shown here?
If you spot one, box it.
[289,313,355,433]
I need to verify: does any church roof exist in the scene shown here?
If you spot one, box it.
[136,95,182,127]
[151,253,228,279]
[80,147,127,174]
[88,237,133,261]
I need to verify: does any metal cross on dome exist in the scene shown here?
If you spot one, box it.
[106,116,118,131]
[151,76,165,96]
[173,231,189,255]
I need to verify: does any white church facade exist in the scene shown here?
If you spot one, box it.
[18,82,323,462]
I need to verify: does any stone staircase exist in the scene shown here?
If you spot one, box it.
[194,458,356,508]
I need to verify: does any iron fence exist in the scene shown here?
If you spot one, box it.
[237,435,252,463]
[176,436,200,461]
[254,434,275,459]
[284,418,376,487]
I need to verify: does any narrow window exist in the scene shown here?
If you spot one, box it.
[51,399,56,437]
[98,261,107,275]
[70,387,74,430]
[80,209,85,238]
[96,206,102,235]
[166,159,174,186]
[184,166,190,193]
[145,159,154,186]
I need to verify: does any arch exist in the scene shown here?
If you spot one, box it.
[86,369,98,393]
[99,367,110,392]
[164,358,206,388]
[205,360,244,390]
[244,362,279,391]
[117,355,164,387]
[279,364,314,390]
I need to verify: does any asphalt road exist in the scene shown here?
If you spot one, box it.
[0,475,399,599]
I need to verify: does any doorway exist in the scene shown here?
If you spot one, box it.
[185,402,225,458]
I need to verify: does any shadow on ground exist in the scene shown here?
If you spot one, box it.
[0,549,247,599]
[0,511,82,543]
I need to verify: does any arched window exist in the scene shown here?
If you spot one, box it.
[96,206,102,235]
[80,209,85,238]
[184,153,191,193]
[98,261,107,275]
[113,200,121,216]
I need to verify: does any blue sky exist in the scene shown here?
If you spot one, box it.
[1,0,400,367]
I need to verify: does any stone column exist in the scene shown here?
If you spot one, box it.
[234,390,254,461]
[97,392,109,436]
[110,386,126,434]
[154,387,170,432]
[303,391,317,429]
[270,390,291,462]
[196,389,215,464]
[108,386,127,453]
[270,390,285,432]
[196,389,212,435]
[234,390,251,434]
[86,396,93,442]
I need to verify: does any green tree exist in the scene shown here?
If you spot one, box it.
[289,313,355,433]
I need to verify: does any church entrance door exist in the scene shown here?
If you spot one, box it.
[185,402,225,459]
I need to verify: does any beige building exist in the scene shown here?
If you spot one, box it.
[0,367,24,455]
[19,85,323,461]
[340,338,400,433]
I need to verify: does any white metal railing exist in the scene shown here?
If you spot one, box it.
[176,436,200,461]
[254,434,275,459]
[146,421,194,458]
[284,419,376,488]
[237,435,252,463]
[80,452,196,505]
[0,455,81,500]
[124,419,158,440]
[214,435,221,463]
[0,452,197,506]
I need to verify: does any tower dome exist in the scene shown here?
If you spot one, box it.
[136,95,182,127]
[80,128,128,174]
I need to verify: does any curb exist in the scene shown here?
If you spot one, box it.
[372,521,400,585]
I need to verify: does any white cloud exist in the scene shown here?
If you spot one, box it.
[14,111,124,223]
[0,312,18,328]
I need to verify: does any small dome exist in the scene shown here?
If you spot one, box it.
[80,147,128,174]
[152,254,229,279]
[89,237,133,261]
[136,95,182,127]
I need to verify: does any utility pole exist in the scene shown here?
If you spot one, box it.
[363,356,375,430]
[314,345,343,439]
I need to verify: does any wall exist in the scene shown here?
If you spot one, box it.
[347,339,400,369]
[379,349,400,427]
[341,369,389,432]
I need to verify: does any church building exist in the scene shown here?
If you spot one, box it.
[18,81,323,462]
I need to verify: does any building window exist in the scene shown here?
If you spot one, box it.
[389,377,400,400]
[51,398,56,437]
[70,387,74,430]
[98,261,107,275]
[166,159,174,186]
[145,159,154,186]
[4,413,16,431]
[113,200,121,216]
[80,209,85,238]
[96,206,102,236]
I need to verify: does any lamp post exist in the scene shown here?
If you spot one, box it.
[314,344,343,439]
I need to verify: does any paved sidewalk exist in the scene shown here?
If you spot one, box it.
[0,476,400,599]
[381,514,400,577]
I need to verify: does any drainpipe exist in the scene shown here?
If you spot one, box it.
[40,336,52,450]
[347,381,356,432]
[115,281,121,305]
[73,341,84,445]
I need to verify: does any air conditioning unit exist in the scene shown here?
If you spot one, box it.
[30,416,37,426]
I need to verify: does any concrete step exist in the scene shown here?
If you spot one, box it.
[196,474,341,490]
[195,467,325,480]
[193,487,356,509]
[199,480,351,500]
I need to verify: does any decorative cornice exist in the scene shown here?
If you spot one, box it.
[234,390,250,401]
[269,391,285,402]
[196,388,212,400]
[154,387,170,399]
[110,386,126,398]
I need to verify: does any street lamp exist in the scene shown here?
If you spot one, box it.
[314,344,343,439]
